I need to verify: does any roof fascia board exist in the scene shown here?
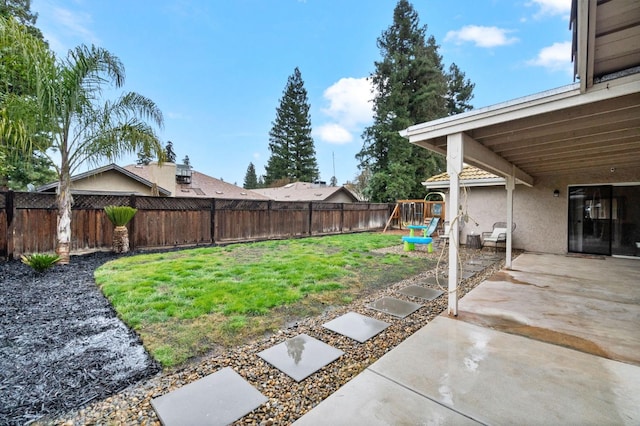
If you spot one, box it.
[585,0,597,90]
[37,163,172,195]
[577,0,590,92]
[422,177,507,188]
[404,74,639,144]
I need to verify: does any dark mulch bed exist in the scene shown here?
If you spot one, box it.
[0,252,161,425]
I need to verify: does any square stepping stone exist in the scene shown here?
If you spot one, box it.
[481,254,502,261]
[151,367,267,426]
[462,264,484,272]
[323,312,390,343]
[398,285,443,301]
[466,259,493,267]
[460,270,475,279]
[257,334,344,382]
[424,276,448,287]
[366,297,422,318]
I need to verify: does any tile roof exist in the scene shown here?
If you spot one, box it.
[426,166,500,182]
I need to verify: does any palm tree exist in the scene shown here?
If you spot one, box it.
[1,17,165,263]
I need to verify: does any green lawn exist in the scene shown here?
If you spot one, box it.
[95,233,435,367]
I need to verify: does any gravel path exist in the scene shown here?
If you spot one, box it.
[2,241,508,425]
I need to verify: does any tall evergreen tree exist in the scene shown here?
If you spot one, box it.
[357,0,474,202]
[446,63,475,115]
[265,67,318,185]
[243,162,258,189]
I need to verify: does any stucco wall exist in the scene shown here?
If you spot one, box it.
[71,170,154,195]
[443,165,640,254]
[326,191,355,203]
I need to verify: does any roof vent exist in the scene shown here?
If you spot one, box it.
[215,191,223,194]
[284,183,294,188]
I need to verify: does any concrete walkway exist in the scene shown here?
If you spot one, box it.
[294,253,640,425]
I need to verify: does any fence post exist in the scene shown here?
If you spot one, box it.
[268,200,273,236]
[3,191,14,260]
[308,202,313,235]
[129,194,137,251]
[340,203,344,234]
[211,198,216,244]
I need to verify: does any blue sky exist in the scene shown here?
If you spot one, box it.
[32,0,573,186]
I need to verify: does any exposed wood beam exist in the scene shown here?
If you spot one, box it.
[516,147,640,168]
[406,73,639,145]
[530,152,640,174]
[472,95,640,142]
[505,137,640,162]
[490,124,640,154]
[459,132,534,186]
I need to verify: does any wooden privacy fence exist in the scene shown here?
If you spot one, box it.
[0,191,392,259]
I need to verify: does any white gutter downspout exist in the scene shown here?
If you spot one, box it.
[447,133,464,316]
[506,174,515,269]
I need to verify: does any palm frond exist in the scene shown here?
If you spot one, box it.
[104,205,137,226]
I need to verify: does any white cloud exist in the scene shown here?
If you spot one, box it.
[317,77,374,145]
[166,111,191,120]
[37,3,99,56]
[52,7,98,42]
[527,0,572,18]
[316,124,353,145]
[445,25,518,48]
[526,41,572,73]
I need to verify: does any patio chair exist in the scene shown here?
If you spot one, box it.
[438,220,451,247]
[482,222,516,251]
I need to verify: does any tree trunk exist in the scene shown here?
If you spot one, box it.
[56,178,73,264]
[112,225,130,253]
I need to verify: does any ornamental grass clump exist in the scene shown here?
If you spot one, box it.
[21,253,61,273]
[104,205,137,253]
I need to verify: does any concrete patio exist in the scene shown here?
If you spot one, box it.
[294,252,640,425]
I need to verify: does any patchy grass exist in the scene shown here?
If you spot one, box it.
[95,233,434,367]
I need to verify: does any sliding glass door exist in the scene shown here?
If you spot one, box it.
[568,186,612,255]
[611,185,640,257]
[569,185,640,257]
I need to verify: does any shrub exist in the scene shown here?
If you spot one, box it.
[21,253,61,273]
[104,205,138,226]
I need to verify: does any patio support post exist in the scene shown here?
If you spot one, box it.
[506,174,515,269]
[447,133,464,316]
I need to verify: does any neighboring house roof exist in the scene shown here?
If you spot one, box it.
[123,164,269,200]
[253,182,359,202]
[36,163,172,196]
[423,166,506,189]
